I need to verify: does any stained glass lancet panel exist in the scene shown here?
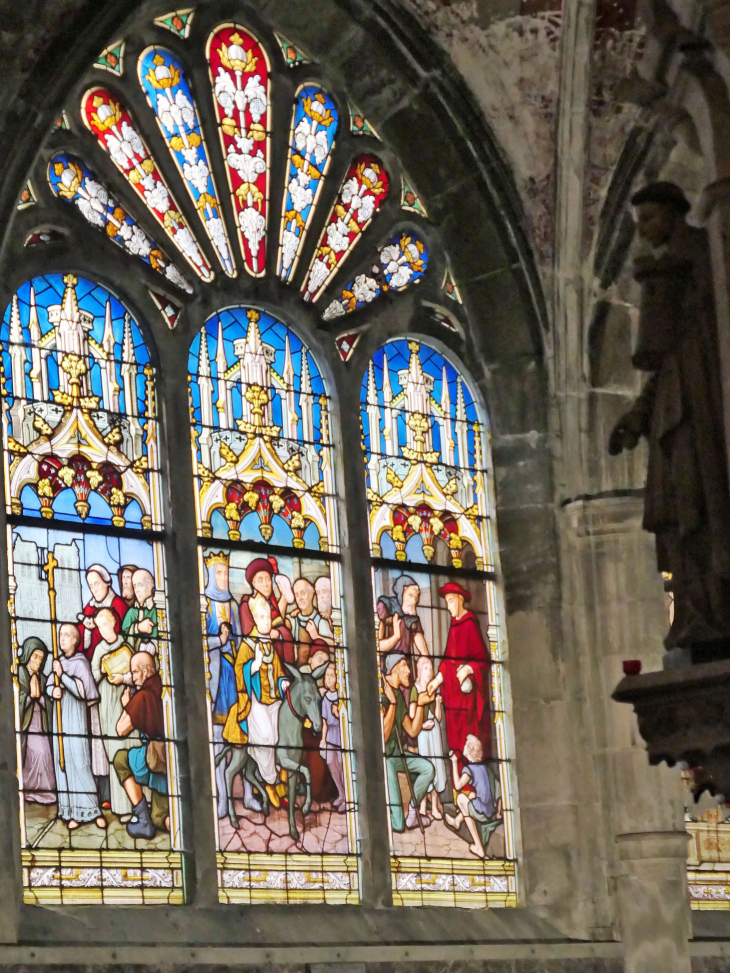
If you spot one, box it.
[81,87,213,282]
[206,25,271,277]
[277,84,338,284]
[188,309,359,903]
[361,338,517,908]
[2,275,182,904]
[138,46,236,278]
[322,229,428,322]
[48,153,193,295]
[302,154,389,303]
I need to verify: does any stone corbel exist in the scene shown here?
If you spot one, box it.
[613,658,730,799]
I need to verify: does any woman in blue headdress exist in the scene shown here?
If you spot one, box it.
[204,552,244,817]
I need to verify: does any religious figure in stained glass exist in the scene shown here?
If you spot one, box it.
[362,338,516,908]
[2,275,182,904]
[189,310,358,903]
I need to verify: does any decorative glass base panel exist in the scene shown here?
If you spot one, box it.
[391,856,515,908]
[217,852,358,903]
[22,848,183,904]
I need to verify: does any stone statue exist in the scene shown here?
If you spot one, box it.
[608,181,730,664]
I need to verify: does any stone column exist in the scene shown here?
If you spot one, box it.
[561,495,691,973]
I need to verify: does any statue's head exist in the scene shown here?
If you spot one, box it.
[631,182,690,249]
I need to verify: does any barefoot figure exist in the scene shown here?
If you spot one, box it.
[446,735,502,859]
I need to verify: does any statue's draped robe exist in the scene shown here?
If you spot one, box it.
[629,223,730,647]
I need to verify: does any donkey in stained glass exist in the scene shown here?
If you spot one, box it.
[277,660,328,840]
[217,661,328,839]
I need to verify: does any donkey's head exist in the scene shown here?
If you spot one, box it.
[284,662,326,735]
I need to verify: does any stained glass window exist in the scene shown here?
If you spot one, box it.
[138,47,236,277]
[206,25,271,277]
[322,230,428,321]
[302,155,389,302]
[361,338,516,908]
[188,309,358,903]
[277,84,338,284]
[81,87,213,281]
[48,152,192,294]
[2,275,182,904]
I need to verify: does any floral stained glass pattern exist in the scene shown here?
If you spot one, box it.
[139,47,236,277]
[2,276,183,904]
[302,155,389,302]
[188,308,336,553]
[81,87,213,282]
[362,339,516,908]
[189,311,358,903]
[277,85,338,284]
[207,25,270,277]
[48,153,192,294]
[322,230,428,321]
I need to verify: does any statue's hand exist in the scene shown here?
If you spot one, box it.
[608,412,643,455]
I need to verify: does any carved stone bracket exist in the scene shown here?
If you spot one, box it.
[614,659,730,798]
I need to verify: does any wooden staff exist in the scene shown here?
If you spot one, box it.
[42,552,64,771]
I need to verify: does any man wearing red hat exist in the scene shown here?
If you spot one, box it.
[239,557,294,665]
[427,581,491,759]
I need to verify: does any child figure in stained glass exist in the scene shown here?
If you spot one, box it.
[411,655,445,821]
[78,564,129,660]
[446,736,502,860]
[321,662,347,812]
[18,637,55,804]
[47,623,107,830]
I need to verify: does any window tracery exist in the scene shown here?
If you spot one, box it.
[2,274,182,904]
[189,309,357,903]
[362,338,516,907]
[3,2,518,913]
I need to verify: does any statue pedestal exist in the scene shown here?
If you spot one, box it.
[614,658,730,798]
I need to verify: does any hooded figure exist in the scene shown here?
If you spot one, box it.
[377,575,429,676]
[17,637,55,803]
[609,182,730,659]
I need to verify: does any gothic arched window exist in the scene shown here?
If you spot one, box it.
[2,274,182,904]
[3,3,518,913]
[189,307,357,903]
[362,338,516,908]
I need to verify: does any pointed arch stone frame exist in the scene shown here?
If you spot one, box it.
[0,0,562,957]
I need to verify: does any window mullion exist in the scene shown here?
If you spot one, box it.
[159,337,219,907]
[334,372,393,907]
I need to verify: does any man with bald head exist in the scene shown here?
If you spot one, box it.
[122,568,158,656]
[114,652,169,838]
[288,576,334,666]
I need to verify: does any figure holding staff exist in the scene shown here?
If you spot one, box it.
[44,554,106,831]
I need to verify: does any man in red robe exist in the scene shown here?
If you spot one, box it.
[427,582,491,759]
[239,557,294,665]
[78,564,129,660]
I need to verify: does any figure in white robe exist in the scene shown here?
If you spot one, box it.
[90,608,136,817]
[47,623,107,830]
